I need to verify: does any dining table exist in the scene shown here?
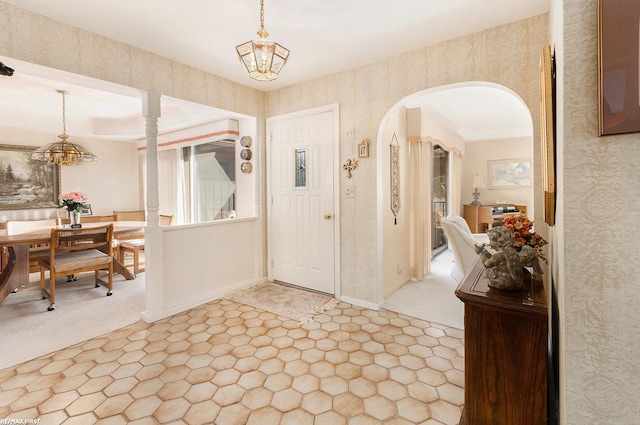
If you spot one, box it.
[0,221,146,304]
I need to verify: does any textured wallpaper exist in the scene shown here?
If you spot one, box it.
[0,0,548,307]
[266,15,549,304]
[7,3,631,423]
[562,0,640,423]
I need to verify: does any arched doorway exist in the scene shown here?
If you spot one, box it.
[377,82,534,327]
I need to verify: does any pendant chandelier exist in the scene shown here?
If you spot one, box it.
[236,0,290,81]
[32,89,97,166]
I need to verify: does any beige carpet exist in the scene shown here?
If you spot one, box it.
[0,271,145,370]
[225,282,338,323]
[384,249,465,330]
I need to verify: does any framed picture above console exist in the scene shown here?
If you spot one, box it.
[487,158,531,189]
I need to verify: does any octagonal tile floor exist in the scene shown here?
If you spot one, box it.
[0,299,464,424]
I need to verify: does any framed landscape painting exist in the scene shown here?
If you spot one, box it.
[0,144,60,209]
[487,158,531,189]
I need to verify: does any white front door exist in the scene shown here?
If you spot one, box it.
[267,106,338,295]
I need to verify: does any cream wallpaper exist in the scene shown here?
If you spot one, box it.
[561,0,640,423]
[0,0,548,305]
[265,15,549,304]
[5,2,635,422]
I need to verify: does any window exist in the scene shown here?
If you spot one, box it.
[181,141,236,223]
[148,139,237,225]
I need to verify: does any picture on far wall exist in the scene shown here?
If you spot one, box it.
[79,204,93,216]
[598,0,640,136]
[487,158,531,189]
[0,144,60,210]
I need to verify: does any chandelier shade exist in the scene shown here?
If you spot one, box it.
[236,0,289,81]
[31,90,97,166]
[31,138,98,166]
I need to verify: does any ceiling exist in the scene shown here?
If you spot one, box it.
[0,0,549,142]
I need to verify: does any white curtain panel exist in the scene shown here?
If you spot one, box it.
[142,149,186,224]
[449,152,463,217]
[408,139,432,280]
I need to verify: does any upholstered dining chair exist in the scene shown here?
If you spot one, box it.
[439,214,490,282]
[39,224,114,311]
[6,218,59,274]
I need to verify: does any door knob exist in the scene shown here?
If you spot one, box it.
[324,213,333,220]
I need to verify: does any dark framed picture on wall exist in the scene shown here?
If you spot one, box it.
[598,0,640,136]
[0,144,60,209]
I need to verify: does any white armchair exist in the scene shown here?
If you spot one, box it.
[440,214,490,282]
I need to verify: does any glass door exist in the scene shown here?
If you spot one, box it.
[432,145,448,256]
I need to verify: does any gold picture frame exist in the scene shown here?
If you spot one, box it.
[0,144,60,210]
[358,138,370,158]
[540,44,556,226]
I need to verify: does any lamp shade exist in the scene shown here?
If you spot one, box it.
[471,173,485,188]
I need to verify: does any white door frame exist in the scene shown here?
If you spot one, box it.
[266,103,341,298]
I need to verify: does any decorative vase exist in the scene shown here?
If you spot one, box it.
[70,210,82,228]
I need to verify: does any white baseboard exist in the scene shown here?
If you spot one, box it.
[140,277,267,323]
[339,295,383,311]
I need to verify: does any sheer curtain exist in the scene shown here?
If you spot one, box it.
[408,139,433,280]
[159,149,185,223]
[448,151,463,216]
[142,149,185,224]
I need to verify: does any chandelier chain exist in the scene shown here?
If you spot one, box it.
[260,0,265,31]
[61,91,67,136]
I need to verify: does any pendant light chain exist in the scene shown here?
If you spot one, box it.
[260,0,265,32]
[61,90,67,137]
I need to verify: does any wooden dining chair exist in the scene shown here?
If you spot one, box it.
[118,214,173,277]
[39,224,114,311]
[113,210,146,221]
[7,218,59,274]
[112,210,145,262]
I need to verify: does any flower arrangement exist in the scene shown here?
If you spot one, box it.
[58,191,89,213]
[501,214,547,258]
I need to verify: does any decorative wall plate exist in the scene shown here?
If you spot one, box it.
[240,136,253,147]
[240,148,252,160]
[241,162,253,174]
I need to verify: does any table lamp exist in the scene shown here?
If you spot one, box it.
[471,173,485,205]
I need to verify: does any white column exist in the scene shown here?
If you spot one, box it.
[140,92,165,322]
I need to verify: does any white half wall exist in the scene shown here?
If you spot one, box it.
[147,218,264,320]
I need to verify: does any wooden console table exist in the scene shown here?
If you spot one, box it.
[463,204,526,233]
[455,259,547,425]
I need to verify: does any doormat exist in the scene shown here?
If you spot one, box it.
[224,282,338,324]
